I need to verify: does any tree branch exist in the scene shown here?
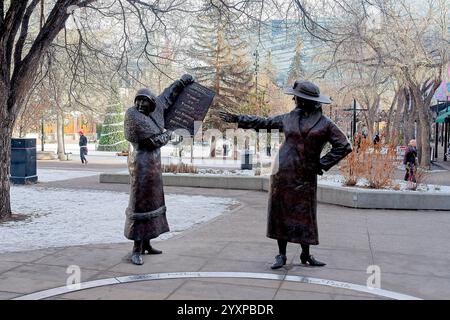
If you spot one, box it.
[14,0,40,70]
[9,0,78,114]
[0,1,28,84]
[0,0,4,27]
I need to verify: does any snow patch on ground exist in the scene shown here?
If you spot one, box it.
[1,186,237,253]
[37,169,99,182]
[318,174,450,193]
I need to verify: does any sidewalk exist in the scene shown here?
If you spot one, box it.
[1,172,450,300]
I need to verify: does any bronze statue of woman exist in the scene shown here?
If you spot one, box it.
[124,74,194,265]
[220,80,352,269]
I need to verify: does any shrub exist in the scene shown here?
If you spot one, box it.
[340,134,399,189]
[162,163,198,174]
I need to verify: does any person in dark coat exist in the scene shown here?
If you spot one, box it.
[403,139,417,183]
[124,74,194,265]
[78,130,88,165]
[219,80,352,269]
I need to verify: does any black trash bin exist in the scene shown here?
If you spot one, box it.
[240,150,253,170]
[10,138,38,184]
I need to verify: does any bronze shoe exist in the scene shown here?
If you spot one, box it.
[271,254,287,269]
[141,241,162,255]
[131,252,144,265]
[300,254,326,267]
[141,246,162,255]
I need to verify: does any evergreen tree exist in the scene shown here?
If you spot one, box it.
[261,51,278,86]
[188,0,253,129]
[286,39,304,86]
[97,102,128,152]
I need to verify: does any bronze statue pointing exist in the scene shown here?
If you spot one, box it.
[124,74,194,265]
[220,80,352,269]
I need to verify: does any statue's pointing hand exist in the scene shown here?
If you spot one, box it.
[218,111,238,123]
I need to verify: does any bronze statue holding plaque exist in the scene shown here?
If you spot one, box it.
[124,74,199,266]
[165,82,215,136]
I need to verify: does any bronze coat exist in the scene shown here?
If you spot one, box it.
[123,80,185,241]
[238,108,352,245]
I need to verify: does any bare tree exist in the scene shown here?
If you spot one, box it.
[303,0,448,168]
[0,0,280,220]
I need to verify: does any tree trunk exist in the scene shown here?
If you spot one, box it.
[210,136,216,158]
[411,88,432,169]
[418,114,432,169]
[403,88,416,146]
[0,115,13,220]
[391,90,405,145]
[416,119,422,164]
[385,90,399,144]
[56,110,65,160]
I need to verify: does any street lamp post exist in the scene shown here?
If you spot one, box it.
[343,99,368,143]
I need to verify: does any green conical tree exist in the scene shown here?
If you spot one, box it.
[286,39,305,85]
[97,103,128,152]
[188,0,253,129]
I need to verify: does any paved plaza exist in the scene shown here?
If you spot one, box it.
[1,156,450,300]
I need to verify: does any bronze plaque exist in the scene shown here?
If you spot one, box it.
[165,82,215,135]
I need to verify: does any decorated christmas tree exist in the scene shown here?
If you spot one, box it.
[97,103,128,152]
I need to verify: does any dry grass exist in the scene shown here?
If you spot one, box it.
[414,167,430,185]
[340,134,399,189]
[162,163,198,174]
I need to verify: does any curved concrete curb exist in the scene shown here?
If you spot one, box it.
[13,271,421,300]
[99,173,450,211]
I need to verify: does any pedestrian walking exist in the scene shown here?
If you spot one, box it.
[403,139,417,184]
[78,130,88,165]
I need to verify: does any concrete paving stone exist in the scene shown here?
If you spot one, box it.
[366,211,450,237]
[5,169,450,300]
[0,277,71,296]
[33,246,130,271]
[0,248,64,263]
[0,261,22,274]
[273,289,334,300]
[108,255,208,275]
[184,224,268,243]
[380,272,450,300]
[155,240,229,259]
[167,279,278,300]
[372,251,450,279]
[189,277,281,289]
[56,279,186,300]
[199,257,284,274]
[285,266,371,290]
[0,291,22,300]
[331,293,386,300]
[300,278,373,298]
[279,280,380,299]
[318,232,371,251]
[0,263,99,294]
[86,243,130,251]
[288,247,374,272]
[216,241,298,263]
[369,234,450,256]
[318,224,369,237]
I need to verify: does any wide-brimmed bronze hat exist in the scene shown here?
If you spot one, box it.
[285,80,332,104]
